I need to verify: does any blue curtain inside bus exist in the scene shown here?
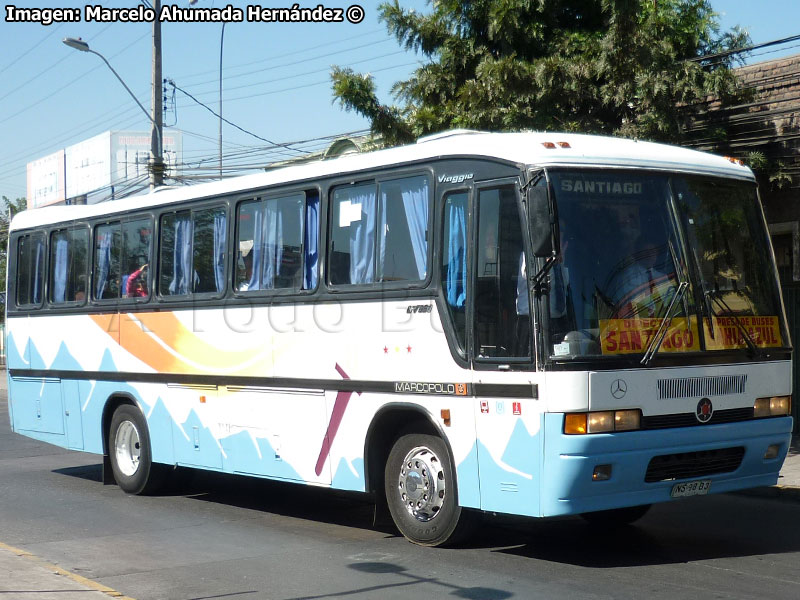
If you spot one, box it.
[213,209,226,292]
[53,236,68,303]
[349,189,377,284]
[248,198,295,290]
[398,177,429,279]
[304,195,319,290]
[169,215,193,295]
[32,238,44,305]
[95,231,112,299]
[446,200,467,307]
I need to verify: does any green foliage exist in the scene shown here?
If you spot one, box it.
[331,0,750,145]
[745,152,793,191]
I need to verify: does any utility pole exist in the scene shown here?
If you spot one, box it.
[151,0,164,188]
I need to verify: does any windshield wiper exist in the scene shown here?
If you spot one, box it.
[705,289,761,357]
[641,280,689,365]
[687,245,717,340]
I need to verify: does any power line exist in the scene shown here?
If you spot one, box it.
[0,23,66,75]
[184,38,396,91]
[176,27,385,82]
[688,34,800,63]
[167,80,306,155]
[175,51,410,103]
[0,28,150,126]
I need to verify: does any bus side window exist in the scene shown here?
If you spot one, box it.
[193,207,227,294]
[50,227,89,304]
[330,176,430,286]
[16,232,46,308]
[378,175,429,282]
[236,193,304,292]
[161,207,227,297]
[329,183,377,285]
[474,186,530,359]
[160,210,191,296]
[121,220,151,299]
[442,192,468,351]
[93,223,122,301]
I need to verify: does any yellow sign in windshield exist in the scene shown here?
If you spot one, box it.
[599,315,783,355]
[704,316,782,350]
[600,317,699,355]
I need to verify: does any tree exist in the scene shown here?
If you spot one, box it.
[1,196,27,307]
[331,0,750,146]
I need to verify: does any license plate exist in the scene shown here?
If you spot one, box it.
[670,479,711,498]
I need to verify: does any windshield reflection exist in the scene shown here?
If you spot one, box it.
[546,170,786,359]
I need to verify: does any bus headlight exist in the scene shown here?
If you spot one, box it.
[614,409,641,431]
[754,396,791,417]
[588,411,614,433]
[564,409,642,434]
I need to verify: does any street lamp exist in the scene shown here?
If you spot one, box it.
[62,37,164,189]
[219,22,225,179]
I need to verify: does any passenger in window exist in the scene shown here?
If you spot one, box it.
[238,245,254,291]
[74,275,87,302]
[125,264,149,298]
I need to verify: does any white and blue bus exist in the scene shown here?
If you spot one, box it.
[6,130,793,546]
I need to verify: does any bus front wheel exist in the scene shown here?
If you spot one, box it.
[384,433,471,546]
[108,404,163,495]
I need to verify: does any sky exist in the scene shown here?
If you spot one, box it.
[0,0,798,203]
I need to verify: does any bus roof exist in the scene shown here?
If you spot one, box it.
[11,130,754,231]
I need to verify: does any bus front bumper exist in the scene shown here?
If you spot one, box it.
[539,413,793,517]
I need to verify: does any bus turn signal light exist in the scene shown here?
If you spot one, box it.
[754,395,791,417]
[565,409,642,434]
[564,413,587,434]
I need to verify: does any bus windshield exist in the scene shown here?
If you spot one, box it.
[546,170,787,359]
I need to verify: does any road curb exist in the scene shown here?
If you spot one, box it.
[0,541,136,600]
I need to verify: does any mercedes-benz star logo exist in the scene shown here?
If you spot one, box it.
[610,379,627,399]
[696,398,714,423]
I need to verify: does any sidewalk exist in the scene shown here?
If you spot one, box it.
[0,542,132,600]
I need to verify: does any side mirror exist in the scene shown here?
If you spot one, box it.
[528,186,557,257]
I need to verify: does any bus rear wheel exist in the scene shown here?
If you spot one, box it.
[384,433,471,546]
[108,404,163,495]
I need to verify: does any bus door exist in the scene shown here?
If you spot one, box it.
[470,180,542,518]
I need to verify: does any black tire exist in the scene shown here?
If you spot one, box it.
[108,404,164,495]
[384,433,473,546]
[580,503,652,526]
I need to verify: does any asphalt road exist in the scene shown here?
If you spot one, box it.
[2,389,800,600]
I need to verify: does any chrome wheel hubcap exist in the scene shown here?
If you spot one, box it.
[115,420,141,477]
[397,446,446,522]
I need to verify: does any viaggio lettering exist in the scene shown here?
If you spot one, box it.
[438,173,474,184]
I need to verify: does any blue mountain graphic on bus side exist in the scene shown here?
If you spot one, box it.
[50,341,83,371]
[501,419,540,474]
[475,420,541,518]
[175,409,224,469]
[147,397,175,465]
[28,340,46,370]
[331,457,364,491]
[5,332,27,369]
[223,429,304,482]
[98,348,119,373]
